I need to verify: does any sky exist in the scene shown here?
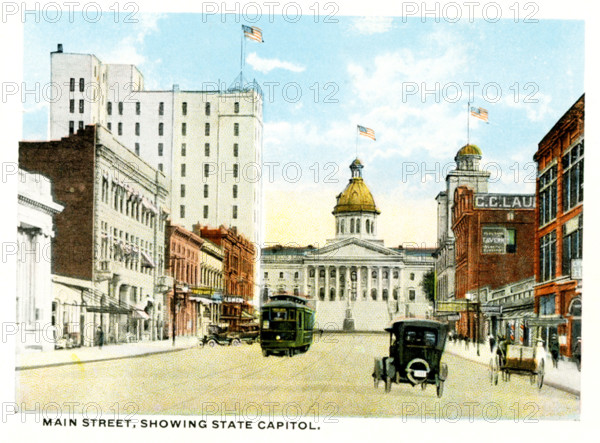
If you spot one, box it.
[22,8,585,250]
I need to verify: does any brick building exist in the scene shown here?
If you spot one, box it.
[531,94,584,358]
[165,223,224,340]
[19,125,169,345]
[194,225,255,332]
[452,186,536,342]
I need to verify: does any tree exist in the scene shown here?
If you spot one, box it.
[421,269,435,303]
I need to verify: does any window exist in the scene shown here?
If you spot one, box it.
[158,123,163,136]
[70,78,75,92]
[180,205,185,218]
[383,271,388,279]
[181,143,186,156]
[329,269,335,278]
[136,102,140,115]
[159,102,164,116]
[319,288,325,301]
[205,123,210,136]
[203,185,208,198]
[233,143,239,157]
[371,270,377,279]
[182,122,186,136]
[181,164,186,177]
[539,230,556,282]
[539,294,556,316]
[118,101,123,115]
[69,99,74,113]
[107,122,111,131]
[233,205,238,219]
[182,102,187,115]
[410,273,415,280]
[118,122,122,135]
[234,123,239,136]
[233,164,238,178]
[135,122,140,136]
[205,102,210,116]
[79,78,84,92]
[279,272,284,279]
[79,121,84,130]
[79,99,84,113]
[234,102,239,113]
[203,205,209,218]
[205,143,210,156]
[562,141,584,212]
[408,289,416,301]
[506,229,517,253]
[539,164,557,226]
[107,102,112,115]
[135,143,140,156]
[294,272,299,279]
[204,164,210,178]
[264,272,268,279]
[562,217,583,276]
[393,271,399,279]
[233,185,238,198]
[309,269,315,277]
[158,143,163,156]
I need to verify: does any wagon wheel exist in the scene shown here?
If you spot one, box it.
[384,376,392,393]
[537,359,545,389]
[436,379,444,398]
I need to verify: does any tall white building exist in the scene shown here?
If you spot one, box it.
[262,159,435,331]
[48,44,263,250]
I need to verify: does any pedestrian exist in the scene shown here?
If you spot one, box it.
[573,337,581,372]
[465,335,470,350]
[96,326,104,349]
[550,334,559,368]
[488,333,496,353]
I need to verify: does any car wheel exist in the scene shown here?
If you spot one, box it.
[207,339,217,348]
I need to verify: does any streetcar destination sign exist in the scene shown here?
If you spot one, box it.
[474,194,535,209]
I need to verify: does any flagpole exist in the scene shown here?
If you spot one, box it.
[467,101,471,145]
[355,125,359,159]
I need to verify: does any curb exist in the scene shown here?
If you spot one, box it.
[445,348,580,397]
[16,343,199,371]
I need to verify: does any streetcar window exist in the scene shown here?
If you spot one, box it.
[272,309,287,320]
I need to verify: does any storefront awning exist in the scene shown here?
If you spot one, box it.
[133,309,150,320]
[526,317,568,327]
[190,296,212,305]
[141,252,155,268]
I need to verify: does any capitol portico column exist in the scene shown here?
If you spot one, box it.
[303,266,308,295]
[388,267,394,309]
[335,265,341,301]
[367,266,372,300]
[314,266,318,300]
[345,267,351,300]
[377,267,383,302]
[356,267,362,301]
[324,265,329,301]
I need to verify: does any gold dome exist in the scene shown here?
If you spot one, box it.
[456,144,482,156]
[333,159,380,214]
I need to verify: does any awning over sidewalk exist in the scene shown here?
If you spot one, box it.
[526,317,568,327]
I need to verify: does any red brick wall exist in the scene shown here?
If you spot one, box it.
[19,126,96,280]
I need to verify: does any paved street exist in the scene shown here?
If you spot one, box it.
[16,334,578,420]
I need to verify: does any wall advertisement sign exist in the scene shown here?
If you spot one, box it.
[482,227,506,254]
[474,194,535,209]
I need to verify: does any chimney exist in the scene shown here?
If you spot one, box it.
[57,44,63,53]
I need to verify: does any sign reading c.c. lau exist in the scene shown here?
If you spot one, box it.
[474,194,535,209]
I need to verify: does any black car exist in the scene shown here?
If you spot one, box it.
[373,319,449,397]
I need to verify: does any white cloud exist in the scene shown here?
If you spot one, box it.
[351,17,394,35]
[499,92,553,123]
[246,52,305,74]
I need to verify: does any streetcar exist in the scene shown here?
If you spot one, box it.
[260,293,315,357]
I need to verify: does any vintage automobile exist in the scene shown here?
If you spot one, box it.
[201,324,242,347]
[373,319,449,398]
[237,323,260,344]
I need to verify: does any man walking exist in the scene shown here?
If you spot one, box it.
[96,326,104,349]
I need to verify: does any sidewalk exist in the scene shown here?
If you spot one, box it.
[445,340,581,397]
[16,336,200,370]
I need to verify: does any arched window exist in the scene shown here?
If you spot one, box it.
[366,220,370,233]
[408,289,416,301]
[329,288,335,301]
[356,219,361,233]
[293,287,299,295]
[372,270,377,279]
[309,268,315,277]
[362,290,367,299]
[383,271,389,279]
[382,289,388,301]
[393,270,399,279]
[393,289,399,300]
[319,287,325,301]
[330,269,336,278]
[341,220,345,234]
[371,288,377,301]
[319,269,325,278]
[336,219,339,233]
[350,218,355,233]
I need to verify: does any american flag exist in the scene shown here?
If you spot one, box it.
[357,125,376,141]
[470,106,489,122]
[243,25,263,43]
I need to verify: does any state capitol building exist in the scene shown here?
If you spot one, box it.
[261,159,435,331]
